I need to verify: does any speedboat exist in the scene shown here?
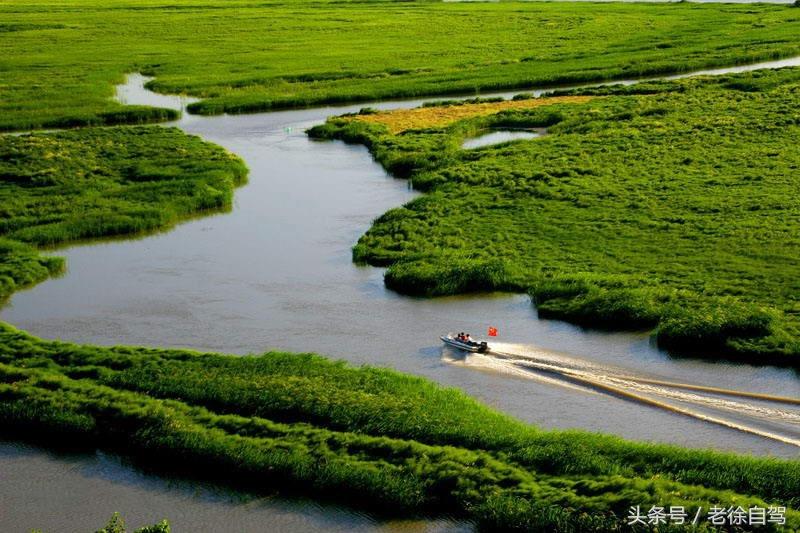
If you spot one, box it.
[441,334,489,353]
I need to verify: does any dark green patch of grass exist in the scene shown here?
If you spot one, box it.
[1,323,798,531]
[0,126,247,302]
[4,0,800,129]
[92,513,169,533]
[0,238,64,306]
[310,67,800,366]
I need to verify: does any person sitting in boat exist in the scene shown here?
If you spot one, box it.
[456,332,465,341]
[464,333,472,343]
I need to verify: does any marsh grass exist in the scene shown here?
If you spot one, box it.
[4,1,800,527]
[1,323,798,531]
[310,68,800,365]
[0,126,247,302]
[3,0,800,129]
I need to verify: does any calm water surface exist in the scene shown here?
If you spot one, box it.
[0,441,467,533]
[461,129,543,149]
[2,57,800,531]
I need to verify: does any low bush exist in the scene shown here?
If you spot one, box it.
[384,256,517,296]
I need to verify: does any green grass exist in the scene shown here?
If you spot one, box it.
[35,513,169,533]
[2,322,799,531]
[0,126,247,303]
[3,1,800,526]
[309,66,800,365]
[92,514,169,533]
[4,0,800,129]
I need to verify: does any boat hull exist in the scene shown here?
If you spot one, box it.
[441,336,489,353]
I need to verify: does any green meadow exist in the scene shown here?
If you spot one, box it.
[3,0,800,129]
[310,67,800,365]
[0,127,247,303]
[2,323,799,530]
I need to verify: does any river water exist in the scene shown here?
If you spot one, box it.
[2,57,800,531]
[461,129,544,149]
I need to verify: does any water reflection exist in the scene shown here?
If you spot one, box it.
[461,129,543,149]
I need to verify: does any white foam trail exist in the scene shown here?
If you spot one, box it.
[443,342,800,447]
[460,353,596,395]
[502,356,800,425]
[599,376,800,424]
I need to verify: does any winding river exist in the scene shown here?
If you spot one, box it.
[2,57,800,531]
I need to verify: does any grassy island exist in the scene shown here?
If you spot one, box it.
[309,67,800,366]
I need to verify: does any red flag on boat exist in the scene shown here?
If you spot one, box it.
[488,326,498,337]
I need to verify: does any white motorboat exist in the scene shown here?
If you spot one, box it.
[441,333,489,353]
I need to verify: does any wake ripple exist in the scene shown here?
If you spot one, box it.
[445,342,800,447]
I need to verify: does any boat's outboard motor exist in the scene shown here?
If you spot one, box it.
[478,341,488,353]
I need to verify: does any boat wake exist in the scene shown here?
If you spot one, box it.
[445,342,800,448]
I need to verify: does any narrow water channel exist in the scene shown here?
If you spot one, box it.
[2,57,800,532]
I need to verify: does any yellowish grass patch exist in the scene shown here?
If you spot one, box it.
[354,96,595,133]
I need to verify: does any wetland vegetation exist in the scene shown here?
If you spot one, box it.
[4,0,800,129]
[310,67,800,366]
[0,126,246,303]
[3,0,800,529]
[2,323,799,530]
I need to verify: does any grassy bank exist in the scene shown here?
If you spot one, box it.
[4,0,800,129]
[309,67,800,366]
[0,126,247,303]
[1,323,799,531]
